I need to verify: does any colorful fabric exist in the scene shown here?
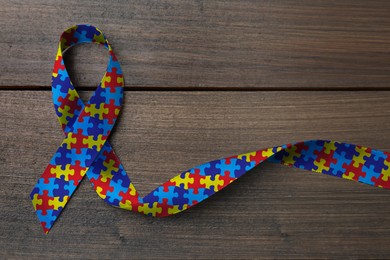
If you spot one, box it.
[30,24,390,234]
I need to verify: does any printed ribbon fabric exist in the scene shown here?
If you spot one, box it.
[31,24,390,234]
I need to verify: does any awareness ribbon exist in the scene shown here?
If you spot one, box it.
[31,24,390,234]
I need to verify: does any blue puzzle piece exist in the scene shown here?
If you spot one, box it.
[301,140,324,161]
[64,180,77,196]
[72,118,94,136]
[65,148,92,167]
[86,116,105,136]
[35,178,58,197]
[151,186,179,205]
[85,148,97,167]
[360,165,381,185]
[107,59,122,74]
[88,84,107,106]
[105,179,128,206]
[74,29,90,43]
[36,209,57,229]
[172,186,189,207]
[111,166,130,187]
[215,159,241,178]
[183,188,208,206]
[97,119,112,136]
[100,86,123,106]
[57,68,70,82]
[52,85,69,108]
[236,158,255,178]
[50,144,72,166]
[334,142,358,160]
[190,162,211,176]
[293,157,316,170]
[328,151,350,177]
[53,175,73,197]
[87,158,107,181]
[363,149,386,173]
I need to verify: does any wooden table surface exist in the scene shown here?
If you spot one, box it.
[1,1,390,259]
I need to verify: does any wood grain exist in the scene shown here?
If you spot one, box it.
[1,0,390,89]
[2,1,390,258]
[1,91,390,258]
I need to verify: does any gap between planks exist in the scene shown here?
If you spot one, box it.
[2,86,390,91]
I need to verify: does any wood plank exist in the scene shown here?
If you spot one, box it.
[1,90,390,258]
[1,0,390,89]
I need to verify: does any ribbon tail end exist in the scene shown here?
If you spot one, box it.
[31,197,60,235]
[41,222,51,235]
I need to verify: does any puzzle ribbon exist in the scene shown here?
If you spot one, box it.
[31,24,390,234]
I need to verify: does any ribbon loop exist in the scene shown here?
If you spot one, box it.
[31,24,390,235]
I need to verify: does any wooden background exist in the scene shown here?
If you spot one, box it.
[1,1,390,259]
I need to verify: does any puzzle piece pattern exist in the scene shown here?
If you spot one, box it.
[31,24,390,235]
[136,140,390,218]
[30,24,127,234]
